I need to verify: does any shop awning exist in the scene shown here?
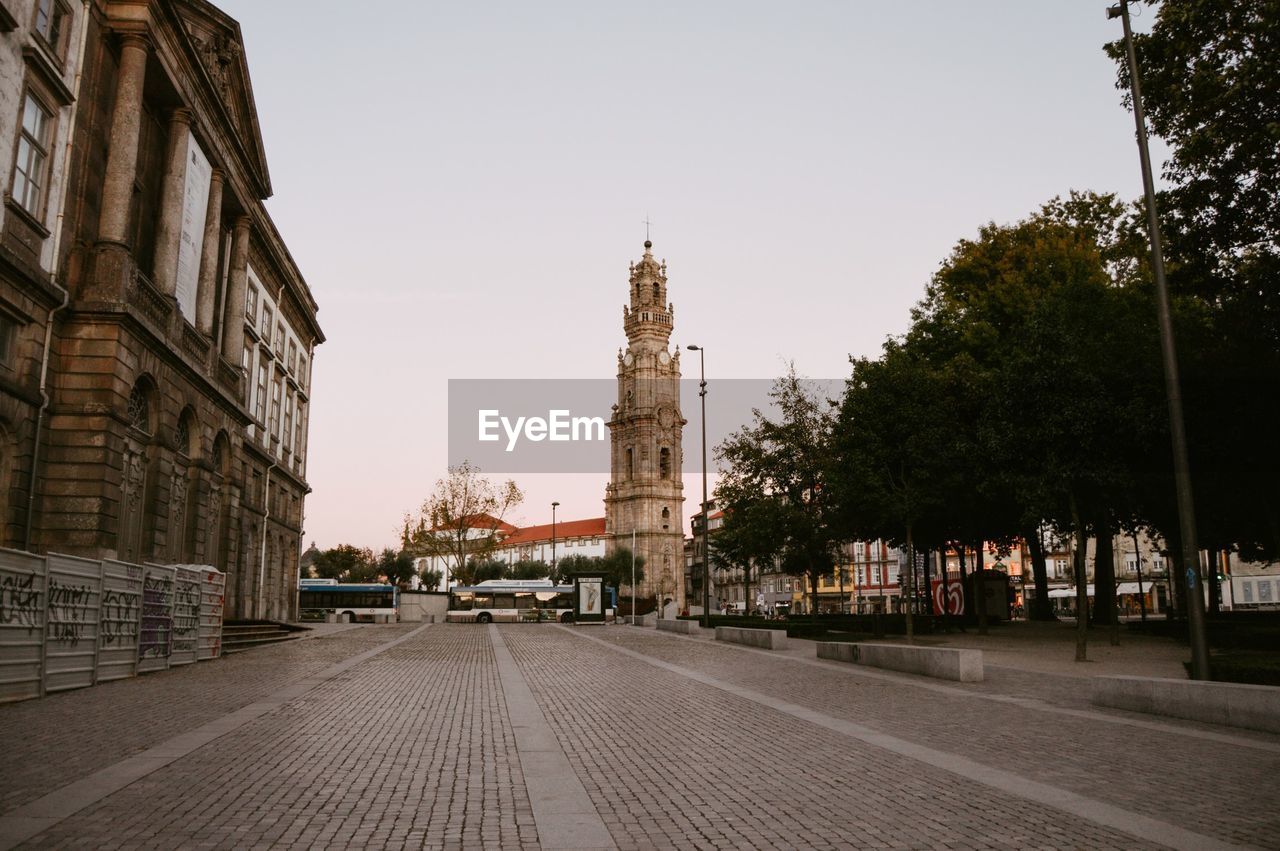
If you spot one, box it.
[1116,582,1156,595]
[1048,585,1094,598]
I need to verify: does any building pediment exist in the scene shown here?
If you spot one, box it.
[170,0,272,198]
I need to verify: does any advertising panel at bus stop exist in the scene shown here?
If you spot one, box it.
[573,574,606,624]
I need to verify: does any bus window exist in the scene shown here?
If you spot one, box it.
[474,592,493,608]
[493,593,516,609]
[452,592,474,611]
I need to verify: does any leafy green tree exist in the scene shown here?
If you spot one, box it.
[312,545,376,582]
[456,557,506,586]
[507,559,550,581]
[716,369,839,621]
[376,548,417,588]
[709,502,777,619]
[419,566,444,591]
[550,553,597,584]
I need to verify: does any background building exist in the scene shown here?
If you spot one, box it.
[0,0,322,621]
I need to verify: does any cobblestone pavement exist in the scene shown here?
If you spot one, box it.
[0,622,1275,850]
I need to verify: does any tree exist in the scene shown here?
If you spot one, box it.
[508,559,550,581]
[551,553,597,584]
[716,369,839,621]
[419,566,444,591]
[1108,3,1280,560]
[709,503,776,617]
[311,545,375,582]
[401,461,523,587]
[376,548,417,588]
[456,557,506,586]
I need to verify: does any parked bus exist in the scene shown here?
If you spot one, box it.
[298,582,398,622]
[447,580,575,623]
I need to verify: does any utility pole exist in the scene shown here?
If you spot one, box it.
[1107,0,1210,678]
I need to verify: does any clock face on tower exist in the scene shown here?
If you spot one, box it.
[658,350,670,365]
[624,352,634,367]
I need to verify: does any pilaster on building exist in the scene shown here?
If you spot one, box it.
[0,0,322,623]
[604,240,686,609]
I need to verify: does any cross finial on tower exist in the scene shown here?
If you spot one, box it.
[642,215,653,246]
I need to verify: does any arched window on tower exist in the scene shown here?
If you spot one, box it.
[659,447,670,479]
[652,282,660,303]
[626,447,634,480]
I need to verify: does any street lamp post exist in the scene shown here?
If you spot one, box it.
[551,501,559,581]
[686,344,710,628]
[1107,0,1210,679]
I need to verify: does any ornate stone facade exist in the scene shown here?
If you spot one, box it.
[604,241,686,608]
[0,1,322,622]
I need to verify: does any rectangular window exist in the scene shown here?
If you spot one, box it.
[871,566,881,585]
[0,312,17,368]
[275,322,285,358]
[297,354,307,389]
[283,388,294,451]
[261,306,273,343]
[255,362,268,423]
[12,93,52,216]
[1260,581,1273,603]
[34,0,68,59]
[242,333,253,371]
[270,376,282,438]
[294,402,306,463]
[1242,582,1253,603]
[287,339,297,374]
[245,286,258,321]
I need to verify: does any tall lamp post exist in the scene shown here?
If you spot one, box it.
[686,344,710,628]
[551,501,559,580]
[1107,0,1210,679]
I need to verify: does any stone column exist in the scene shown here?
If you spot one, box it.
[195,168,224,335]
[220,215,251,363]
[97,33,151,246]
[151,108,192,297]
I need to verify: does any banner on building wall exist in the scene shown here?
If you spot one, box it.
[175,131,212,324]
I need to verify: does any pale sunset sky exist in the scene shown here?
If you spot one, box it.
[213,0,1165,552]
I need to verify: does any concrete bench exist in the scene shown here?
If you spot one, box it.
[656,618,702,635]
[715,626,788,650]
[1091,676,1280,734]
[816,641,983,683]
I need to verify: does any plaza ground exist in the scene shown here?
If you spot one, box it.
[0,621,1276,850]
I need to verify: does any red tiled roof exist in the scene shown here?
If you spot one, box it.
[430,512,519,534]
[499,517,607,546]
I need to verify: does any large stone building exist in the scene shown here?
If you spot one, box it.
[0,0,321,620]
[604,240,685,608]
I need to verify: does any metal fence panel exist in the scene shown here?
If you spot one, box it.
[139,564,176,673]
[98,559,144,682]
[0,548,47,703]
[44,554,103,693]
[198,567,225,660]
[170,565,202,666]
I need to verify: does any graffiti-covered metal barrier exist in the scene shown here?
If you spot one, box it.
[0,548,225,703]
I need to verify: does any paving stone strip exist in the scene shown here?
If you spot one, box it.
[0,623,435,851]
[489,625,616,851]
[560,625,1251,851]
[658,625,1280,755]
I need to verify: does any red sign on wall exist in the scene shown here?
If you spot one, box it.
[931,579,964,615]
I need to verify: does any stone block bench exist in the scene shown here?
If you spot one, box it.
[816,641,983,683]
[715,626,788,650]
[1091,676,1280,735]
[656,618,702,635]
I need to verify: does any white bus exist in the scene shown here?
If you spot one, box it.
[447,579,575,623]
[298,581,398,622]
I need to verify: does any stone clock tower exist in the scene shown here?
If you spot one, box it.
[605,240,686,610]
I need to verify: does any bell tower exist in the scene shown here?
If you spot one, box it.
[605,240,686,610]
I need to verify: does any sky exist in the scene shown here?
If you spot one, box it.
[214,0,1166,552]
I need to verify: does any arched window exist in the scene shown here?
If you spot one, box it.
[652,282,660,303]
[659,447,670,479]
[175,408,196,458]
[626,447,634,480]
[127,380,152,434]
[212,432,229,476]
